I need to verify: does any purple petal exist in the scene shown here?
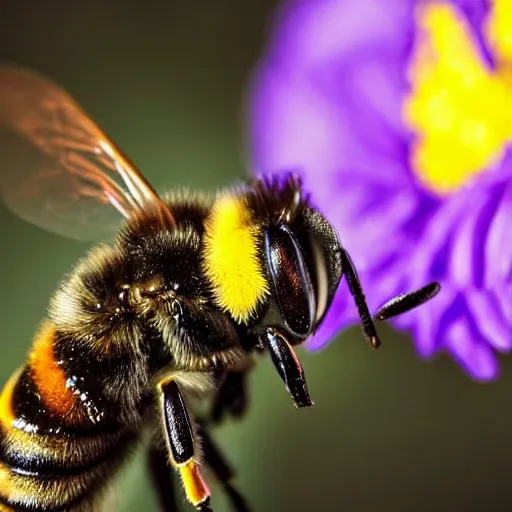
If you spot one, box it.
[248,0,417,192]
[466,289,512,353]
[408,169,512,290]
[443,317,499,381]
[407,287,456,358]
[307,288,356,351]
[248,0,511,381]
[264,0,416,71]
[449,0,495,67]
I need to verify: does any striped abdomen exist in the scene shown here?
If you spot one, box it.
[0,322,138,512]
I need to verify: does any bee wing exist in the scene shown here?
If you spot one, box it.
[0,66,174,241]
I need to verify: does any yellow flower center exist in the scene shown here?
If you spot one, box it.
[487,0,512,64]
[404,1,512,195]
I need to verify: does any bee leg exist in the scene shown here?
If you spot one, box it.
[159,379,212,512]
[197,423,252,512]
[147,442,179,512]
[338,247,381,349]
[211,371,248,424]
[262,328,313,409]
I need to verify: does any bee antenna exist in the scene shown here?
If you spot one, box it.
[373,282,441,321]
[338,247,381,350]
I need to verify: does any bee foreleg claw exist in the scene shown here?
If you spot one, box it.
[262,328,313,408]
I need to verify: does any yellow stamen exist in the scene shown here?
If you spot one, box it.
[405,2,512,194]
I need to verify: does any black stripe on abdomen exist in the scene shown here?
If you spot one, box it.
[0,365,138,511]
[0,423,137,511]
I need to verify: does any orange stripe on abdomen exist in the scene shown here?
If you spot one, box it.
[28,321,76,417]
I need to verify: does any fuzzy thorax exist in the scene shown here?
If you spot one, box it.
[203,194,269,324]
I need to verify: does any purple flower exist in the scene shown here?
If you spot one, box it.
[248,0,512,381]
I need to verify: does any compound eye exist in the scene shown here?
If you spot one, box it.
[308,233,329,323]
[264,224,316,339]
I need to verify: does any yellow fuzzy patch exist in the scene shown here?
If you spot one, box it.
[204,194,268,323]
[405,2,512,194]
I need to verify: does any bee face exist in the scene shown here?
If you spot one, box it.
[203,173,343,344]
[260,198,344,343]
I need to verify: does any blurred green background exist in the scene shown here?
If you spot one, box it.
[1,1,511,511]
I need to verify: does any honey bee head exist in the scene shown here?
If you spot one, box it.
[203,173,343,343]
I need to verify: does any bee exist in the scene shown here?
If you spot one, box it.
[0,67,440,512]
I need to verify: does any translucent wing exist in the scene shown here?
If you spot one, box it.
[0,66,174,241]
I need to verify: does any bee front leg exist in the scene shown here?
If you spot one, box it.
[262,328,313,409]
[158,379,212,512]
